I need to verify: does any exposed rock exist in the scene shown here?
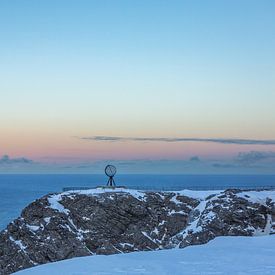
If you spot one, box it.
[0,188,274,274]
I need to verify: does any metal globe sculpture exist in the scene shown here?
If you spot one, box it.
[105,165,116,187]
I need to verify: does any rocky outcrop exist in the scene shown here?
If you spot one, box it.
[0,188,275,274]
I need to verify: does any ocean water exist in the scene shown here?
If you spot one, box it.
[1,174,275,231]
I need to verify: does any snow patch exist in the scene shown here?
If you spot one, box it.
[26,225,40,232]
[9,236,27,251]
[152,227,159,235]
[142,231,158,245]
[47,194,70,214]
[170,195,183,205]
[120,243,134,248]
[44,217,51,224]
[175,190,222,200]
[253,214,272,236]
[174,200,207,245]
[237,190,275,205]
[62,188,147,202]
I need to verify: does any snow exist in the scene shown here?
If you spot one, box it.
[56,188,275,206]
[9,236,27,251]
[174,199,207,244]
[176,189,222,200]
[141,231,158,245]
[67,217,91,242]
[47,194,70,214]
[26,224,40,232]
[169,195,183,204]
[62,188,224,203]
[43,217,51,224]
[152,227,159,235]
[237,190,275,205]
[167,209,185,216]
[15,235,275,275]
[62,187,147,201]
[120,243,134,248]
[253,214,272,236]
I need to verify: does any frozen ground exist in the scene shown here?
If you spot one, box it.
[15,235,275,275]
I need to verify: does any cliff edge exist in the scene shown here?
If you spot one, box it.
[1,188,275,274]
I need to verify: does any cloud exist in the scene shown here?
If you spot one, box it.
[77,136,275,145]
[77,165,94,169]
[236,151,275,164]
[189,156,200,162]
[0,155,33,165]
[212,163,238,168]
[212,151,275,169]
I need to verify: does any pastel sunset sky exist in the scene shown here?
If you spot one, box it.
[0,0,275,173]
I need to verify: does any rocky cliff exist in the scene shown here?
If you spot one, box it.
[1,188,275,274]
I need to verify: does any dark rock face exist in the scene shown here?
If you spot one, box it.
[0,188,274,274]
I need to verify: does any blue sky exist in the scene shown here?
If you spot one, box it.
[0,0,274,173]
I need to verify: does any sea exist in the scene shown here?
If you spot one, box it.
[1,174,275,231]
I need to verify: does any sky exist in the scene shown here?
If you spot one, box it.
[0,0,275,174]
